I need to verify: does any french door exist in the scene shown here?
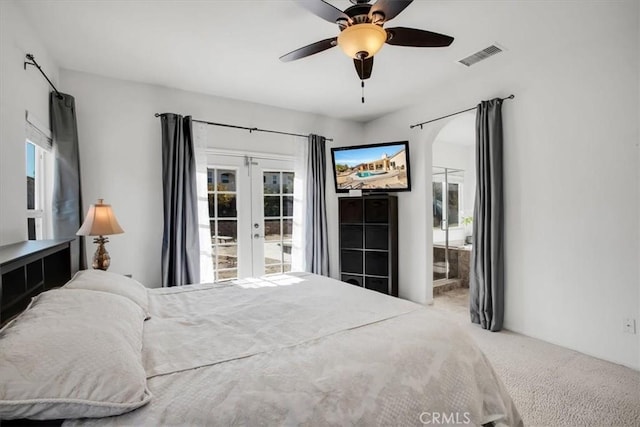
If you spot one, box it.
[207,153,295,281]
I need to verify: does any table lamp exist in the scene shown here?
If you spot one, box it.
[77,198,124,270]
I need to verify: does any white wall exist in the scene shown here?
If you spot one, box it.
[0,1,58,245]
[433,142,471,173]
[637,1,640,372]
[59,70,363,287]
[365,2,640,369]
[360,118,438,304]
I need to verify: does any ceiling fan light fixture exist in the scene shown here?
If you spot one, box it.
[337,23,387,59]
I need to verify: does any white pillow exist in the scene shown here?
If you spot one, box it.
[0,289,151,420]
[64,269,150,319]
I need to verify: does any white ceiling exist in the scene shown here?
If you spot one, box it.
[17,0,592,122]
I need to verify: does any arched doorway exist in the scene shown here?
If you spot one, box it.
[431,112,475,301]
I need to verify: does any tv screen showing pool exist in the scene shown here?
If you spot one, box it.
[331,141,411,192]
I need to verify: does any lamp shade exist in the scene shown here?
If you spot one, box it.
[337,23,387,59]
[77,199,124,236]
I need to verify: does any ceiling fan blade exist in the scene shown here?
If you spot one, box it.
[354,56,374,80]
[297,0,350,24]
[369,0,413,22]
[279,37,337,62]
[385,27,454,47]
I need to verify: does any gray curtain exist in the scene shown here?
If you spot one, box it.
[304,134,329,276]
[470,98,504,331]
[50,92,86,271]
[159,114,200,286]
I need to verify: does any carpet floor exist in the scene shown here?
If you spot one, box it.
[432,288,640,427]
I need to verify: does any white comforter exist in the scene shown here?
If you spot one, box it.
[66,273,521,426]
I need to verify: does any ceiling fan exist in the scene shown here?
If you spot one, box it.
[279,0,454,82]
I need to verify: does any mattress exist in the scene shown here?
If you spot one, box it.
[64,272,521,426]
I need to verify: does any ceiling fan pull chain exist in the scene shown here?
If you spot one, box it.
[358,55,366,103]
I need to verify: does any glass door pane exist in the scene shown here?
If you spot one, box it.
[447,182,460,228]
[432,167,446,281]
[433,167,464,282]
[433,181,443,228]
[262,171,294,275]
[208,168,239,281]
[447,168,464,230]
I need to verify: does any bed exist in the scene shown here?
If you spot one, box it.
[0,270,521,426]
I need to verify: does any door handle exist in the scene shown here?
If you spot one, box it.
[440,218,447,230]
[253,233,264,239]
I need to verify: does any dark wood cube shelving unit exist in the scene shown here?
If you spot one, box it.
[0,239,74,325]
[338,195,398,297]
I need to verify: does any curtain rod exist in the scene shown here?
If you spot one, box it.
[24,54,63,100]
[409,94,515,130]
[154,114,333,142]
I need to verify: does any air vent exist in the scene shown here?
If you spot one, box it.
[458,45,503,67]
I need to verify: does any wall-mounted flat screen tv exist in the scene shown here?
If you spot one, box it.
[331,141,411,193]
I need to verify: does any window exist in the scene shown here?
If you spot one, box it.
[25,113,53,241]
[26,141,50,240]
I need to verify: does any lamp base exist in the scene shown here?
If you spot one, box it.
[92,236,111,271]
